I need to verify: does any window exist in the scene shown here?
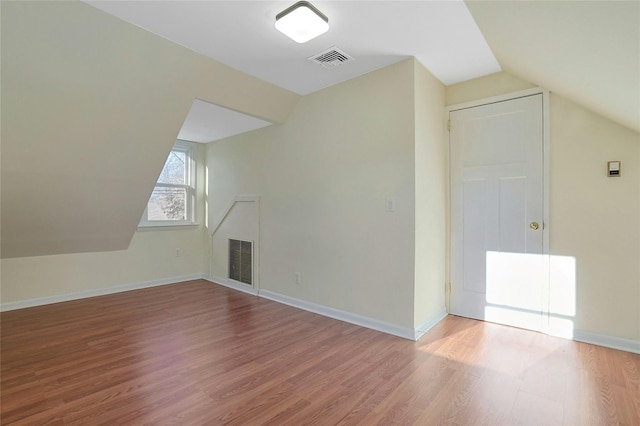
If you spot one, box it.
[139,141,197,227]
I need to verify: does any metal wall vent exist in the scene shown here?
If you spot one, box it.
[309,46,354,69]
[229,239,252,285]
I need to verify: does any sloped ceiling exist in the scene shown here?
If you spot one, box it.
[2,1,638,259]
[84,0,502,145]
[177,100,272,143]
[88,0,639,136]
[0,1,298,259]
[466,0,640,132]
[86,0,500,94]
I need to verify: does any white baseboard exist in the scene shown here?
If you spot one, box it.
[9,277,635,354]
[205,275,259,296]
[258,289,447,341]
[0,274,207,312]
[573,329,640,354]
[1,273,446,342]
[259,289,415,339]
[415,307,448,340]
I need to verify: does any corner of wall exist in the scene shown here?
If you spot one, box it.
[445,71,536,107]
[413,59,447,328]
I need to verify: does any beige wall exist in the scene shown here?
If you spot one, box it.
[1,1,297,259]
[1,143,209,304]
[446,72,640,341]
[207,59,430,328]
[0,228,208,303]
[445,71,536,106]
[413,61,447,327]
[549,95,639,340]
[3,2,635,346]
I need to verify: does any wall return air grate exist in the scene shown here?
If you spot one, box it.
[308,46,354,69]
[229,239,252,285]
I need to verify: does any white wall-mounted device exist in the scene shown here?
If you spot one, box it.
[608,161,621,177]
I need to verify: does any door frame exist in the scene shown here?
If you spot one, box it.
[444,87,551,330]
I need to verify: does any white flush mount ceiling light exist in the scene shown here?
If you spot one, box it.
[275,1,329,43]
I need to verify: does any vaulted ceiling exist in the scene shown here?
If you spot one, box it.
[87,0,501,94]
[466,0,639,133]
[87,0,639,138]
[2,1,638,259]
[0,1,298,258]
[86,0,502,142]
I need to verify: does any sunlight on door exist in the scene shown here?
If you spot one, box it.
[548,254,577,338]
[485,252,576,337]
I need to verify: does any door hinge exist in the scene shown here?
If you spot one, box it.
[446,282,452,294]
[447,120,451,132]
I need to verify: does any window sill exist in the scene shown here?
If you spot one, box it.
[137,224,201,232]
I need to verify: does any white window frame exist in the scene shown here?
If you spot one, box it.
[139,140,197,228]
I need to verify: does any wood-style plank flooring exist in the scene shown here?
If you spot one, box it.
[2,280,639,425]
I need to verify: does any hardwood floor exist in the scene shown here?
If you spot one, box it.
[2,280,639,425]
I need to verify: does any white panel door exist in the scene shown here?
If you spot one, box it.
[450,94,546,331]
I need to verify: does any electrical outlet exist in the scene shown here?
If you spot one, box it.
[295,272,301,285]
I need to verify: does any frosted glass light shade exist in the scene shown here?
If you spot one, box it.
[275,1,329,43]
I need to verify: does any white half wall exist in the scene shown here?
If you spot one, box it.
[0,229,208,305]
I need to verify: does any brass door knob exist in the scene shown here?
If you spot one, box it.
[529,222,540,230]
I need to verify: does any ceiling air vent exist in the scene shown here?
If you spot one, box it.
[309,46,354,69]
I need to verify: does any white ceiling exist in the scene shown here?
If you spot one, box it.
[177,99,272,143]
[86,0,501,143]
[86,1,640,141]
